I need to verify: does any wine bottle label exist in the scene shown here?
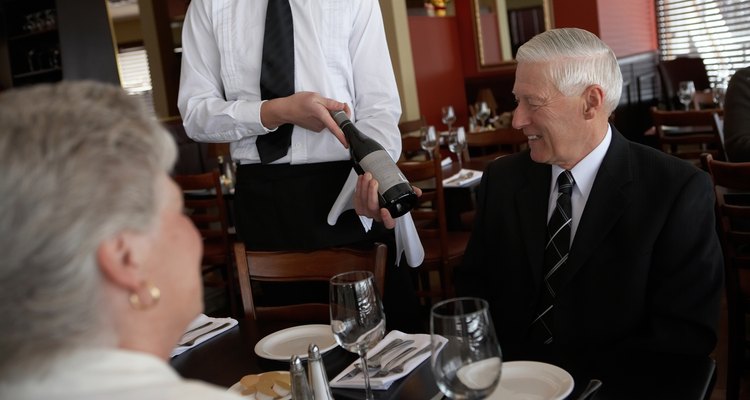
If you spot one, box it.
[359,150,408,194]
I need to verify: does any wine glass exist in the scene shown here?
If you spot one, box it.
[448,126,467,171]
[475,101,491,129]
[330,271,386,400]
[442,105,457,133]
[431,297,502,400]
[420,125,438,160]
[678,80,696,111]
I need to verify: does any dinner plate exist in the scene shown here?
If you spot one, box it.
[254,324,337,361]
[487,361,574,400]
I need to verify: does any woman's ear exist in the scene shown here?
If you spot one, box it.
[96,232,146,292]
[582,85,605,120]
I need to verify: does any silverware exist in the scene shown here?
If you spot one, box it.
[373,346,431,378]
[338,339,415,381]
[183,321,212,335]
[446,171,474,185]
[178,322,230,347]
[575,379,603,400]
[368,339,414,369]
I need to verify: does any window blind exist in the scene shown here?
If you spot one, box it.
[116,46,155,115]
[656,0,750,83]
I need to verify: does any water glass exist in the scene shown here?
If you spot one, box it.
[442,105,457,132]
[475,101,491,128]
[420,125,438,159]
[431,297,502,400]
[678,80,696,111]
[448,127,467,171]
[330,271,385,400]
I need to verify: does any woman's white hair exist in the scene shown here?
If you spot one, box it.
[0,81,176,375]
[516,28,623,114]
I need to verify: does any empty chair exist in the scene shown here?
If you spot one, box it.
[465,127,527,170]
[650,107,725,166]
[173,170,236,316]
[233,241,387,323]
[702,154,750,400]
[398,115,428,160]
[397,147,471,306]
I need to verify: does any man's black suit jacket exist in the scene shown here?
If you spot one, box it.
[455,128,723,368]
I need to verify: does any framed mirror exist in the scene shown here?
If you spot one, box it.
[472,0,553,69]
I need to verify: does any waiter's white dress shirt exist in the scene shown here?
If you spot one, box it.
[0,348,242,400]
[178,0,402,165]
[178,0,424,266]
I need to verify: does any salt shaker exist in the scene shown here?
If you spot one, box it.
[290,355,313,400]
[307,343,334,400]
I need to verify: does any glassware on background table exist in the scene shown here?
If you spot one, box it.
[678,80,696,111]
[431,297,502,400]
[448,126,467,171]
[475,101,491,128]
[330,271,386,400]
[420,125,438,160]
[442,105,456,133]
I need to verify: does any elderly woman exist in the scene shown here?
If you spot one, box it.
[0,82,241,399]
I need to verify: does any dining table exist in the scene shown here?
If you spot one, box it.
[170,318,716,400]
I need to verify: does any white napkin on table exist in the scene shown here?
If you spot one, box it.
[170,313,238,358]
[329,330,447,390]
[442,168,483,188]
[327,169,424,267]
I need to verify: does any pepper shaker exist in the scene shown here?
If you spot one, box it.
[290,355,313,400]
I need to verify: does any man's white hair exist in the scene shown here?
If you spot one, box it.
[516,28,623,114]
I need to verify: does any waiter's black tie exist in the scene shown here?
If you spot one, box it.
[257,0,295,164]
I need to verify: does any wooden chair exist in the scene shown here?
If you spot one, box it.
[233,241,387,323]
[650,107,725,166]
[397,147,471,305]
[173,170,236,316]
[465,127,527,170]
[702,154,750,400]
[398,116,428,160]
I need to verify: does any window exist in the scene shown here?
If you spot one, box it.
[656,0,750,83]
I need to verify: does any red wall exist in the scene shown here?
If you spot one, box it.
[553,0,657,57]
[408,16,469,129]
[597,0,657,57]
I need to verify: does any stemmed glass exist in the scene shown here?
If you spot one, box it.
[475,101,491,129]
[431,297,502,400]
[442,105,457,133]
[330,271,386,400]
[448,126,467,171]
[678,80,696,111]
[420,125,438,160]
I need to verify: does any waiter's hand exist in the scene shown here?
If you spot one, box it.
[354,172,422,229]
[261,92,349,147]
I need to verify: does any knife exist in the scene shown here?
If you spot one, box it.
[178,322,230,347]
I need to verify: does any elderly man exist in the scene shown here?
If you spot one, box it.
[454,28,722,375]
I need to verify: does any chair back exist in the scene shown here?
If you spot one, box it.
[658,57,711,110]
[399,116,427,160]
[398,147,453,300]
[233,242,388,323]
[465,127,527,169]
[650,107,725,165]
[701,153,750,400]
[173,170,236,315]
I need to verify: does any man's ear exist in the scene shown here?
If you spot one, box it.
[582,85,605,120]
[96,232,144,292]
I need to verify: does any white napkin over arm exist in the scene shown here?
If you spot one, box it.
[327,169,424,267]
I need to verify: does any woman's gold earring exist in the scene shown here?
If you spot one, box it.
[128,281,161,310]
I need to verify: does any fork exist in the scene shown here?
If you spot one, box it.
[373,346,431,378]
[178,322,230,347]
[338,339,414,380]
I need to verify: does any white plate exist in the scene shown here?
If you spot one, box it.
[254,324,337,361]
[487,361,574,400]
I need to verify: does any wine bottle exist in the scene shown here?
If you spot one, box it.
[331,110,417,218]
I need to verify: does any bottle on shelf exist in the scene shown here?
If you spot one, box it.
[330,110,417,218]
